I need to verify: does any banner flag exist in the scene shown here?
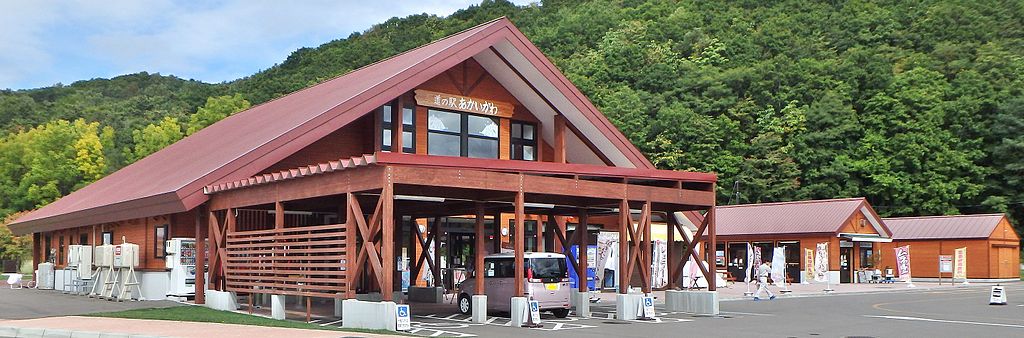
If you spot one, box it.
[814,242,829,283]
[953,247,967,280]
[894,245,912,280]
[771,247,787,287]
[804,248,815,282]
[745,243,755,283]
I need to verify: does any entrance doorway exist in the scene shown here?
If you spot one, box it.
[840,246,852,283]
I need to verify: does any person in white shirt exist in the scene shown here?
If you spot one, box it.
[754,259,776,300]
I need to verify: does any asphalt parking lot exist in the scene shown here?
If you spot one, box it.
[333,283,1024,338]
[0,285,181,320]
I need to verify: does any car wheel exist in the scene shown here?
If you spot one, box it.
[551,308,570,318]
[458,293,472,315]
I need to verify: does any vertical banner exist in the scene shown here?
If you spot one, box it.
[953,247,967,280]
[745,243,755,283]
[804,248,815,282]
[771,247,787,287]
[814,242,829,282]
[894,245,912,281]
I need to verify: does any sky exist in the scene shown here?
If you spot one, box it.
[0,0,531,90]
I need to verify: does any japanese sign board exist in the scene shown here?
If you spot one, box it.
[894,245,912,280]
[953,247,967,280]
[529,300,541,324]
[415,89,514,118]
[814,243,829,283]
[804,248,815,281]
[395,304,411,331]
[939,255,953,273]
[641,296,656,318]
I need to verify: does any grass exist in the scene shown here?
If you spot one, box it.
[88,305,408,336]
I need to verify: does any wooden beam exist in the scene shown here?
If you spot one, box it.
[431,217,441,286]
[707,194,717,291]
[381,173,394,301]
[393,96,403,153]
[475,203,486,295]
[344,198,356,298]
[492,211,501,256]
[514,189,525,297]
[577,208,589,293]
[641,201,652,293]
[275,202,284,229]
[553,115,566,163]
[667,212,677,290]
[195,209,206,304]
[618,200,629,294]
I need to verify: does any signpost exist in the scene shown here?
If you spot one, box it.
[640,295,656,320]
[522,299,542,328]
[938,255,952,285]
[395,304,411,331]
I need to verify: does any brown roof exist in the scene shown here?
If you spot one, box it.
[708,198,884,236]
[883,214,1006,240]
[9,17,660,235]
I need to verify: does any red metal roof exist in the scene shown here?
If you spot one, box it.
[883,214,1006,240]
[8,17,662,235]
[710,198,875,236]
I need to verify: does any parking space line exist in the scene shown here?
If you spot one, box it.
[864,315,1024,329]
[318,319,343,326]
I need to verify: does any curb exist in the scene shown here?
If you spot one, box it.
[718,284,994,301]
[0,326,168,338]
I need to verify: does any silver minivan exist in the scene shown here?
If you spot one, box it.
[458,252,572,317]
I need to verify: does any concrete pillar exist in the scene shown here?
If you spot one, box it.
[271,294,286,320]
[334,295,343,318]
[572,291,590,317]
[510,296,528,327]
[615,293,642,320]
[472,295,488,323]
[665,290,690,313]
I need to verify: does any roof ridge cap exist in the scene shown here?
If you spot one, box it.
[717,197,864,209]
[883,213,1004,221]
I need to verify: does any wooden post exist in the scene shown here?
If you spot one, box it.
[514,190,526,297]
[577,208,589,293]
[536,212,545,253]
[275,202,284,229]
[408,218,420,286]
[344,194,356,298]
[641,202,652,294]
[475,203,486,295]
[708,188,717,291]
[393,97,403,153]
[553,115,566,163]
[431,217,441,287]
[618,199,629,294]
[207,210,221,291]
[381,175,395,301]
[195,209,206,304]
[492,212,501,255]
[667,212,678,290]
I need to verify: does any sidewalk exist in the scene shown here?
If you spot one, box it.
[590,280,1017,303]
[0,316,405,338]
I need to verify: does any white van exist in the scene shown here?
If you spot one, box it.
[459,252,572,317]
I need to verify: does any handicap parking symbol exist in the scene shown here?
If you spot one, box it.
[399,307,408,317]
[531,302,539,311]
[644,298,653,307]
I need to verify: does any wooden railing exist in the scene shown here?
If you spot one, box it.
[224,223,347,298]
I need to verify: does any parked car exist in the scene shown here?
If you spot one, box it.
[459,252,571,318]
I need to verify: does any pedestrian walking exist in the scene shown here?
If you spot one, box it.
[754,258,776,300]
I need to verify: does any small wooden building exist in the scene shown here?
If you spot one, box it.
[699,198,892,284]
[879,214,1020,281]
[9,18,719,314]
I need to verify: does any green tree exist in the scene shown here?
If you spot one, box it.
[128,117,184,163]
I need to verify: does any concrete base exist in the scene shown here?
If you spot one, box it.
[341,299,398,331]
[205,290,239,311]
[270,294,286,320]
[510,297,528,327]
[665,290,690,312]
[334,296,343,318]
[572,291,590,317]
[355,292,383,302]
[615,293,642,320]
[689,291,719,316]
[407,287,444,303]
[472,295,487,323]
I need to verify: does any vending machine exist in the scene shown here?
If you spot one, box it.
[165,238,197,297]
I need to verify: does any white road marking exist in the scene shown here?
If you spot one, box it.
[720,311,775,316]
[865,315,1024,329]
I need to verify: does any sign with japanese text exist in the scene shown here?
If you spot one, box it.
[939,255,953,273]
[415,89,514,118]
[814,242,829,283]
[953,247,967,280]
[529,300,541,323]
[641,296,656,318]
[395,304,411,331]
[894,245,912,280]
[804,248,815,281]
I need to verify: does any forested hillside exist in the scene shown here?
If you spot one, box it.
[0,0,1022,234]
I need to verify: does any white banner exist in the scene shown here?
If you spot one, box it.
[652,240,668,289]
[595,232,618,288]
[771,247,787,287]
[814,242,829,282]
[953,247,967,280]
[894,245,912,281]
[745,243,755,283]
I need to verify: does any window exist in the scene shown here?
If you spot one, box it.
[381,100,415,153]
[154,224,169,258]
[485,258,515,278]
[511,121,537,161]
[102,231,113,245]
[427,109,499,158]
